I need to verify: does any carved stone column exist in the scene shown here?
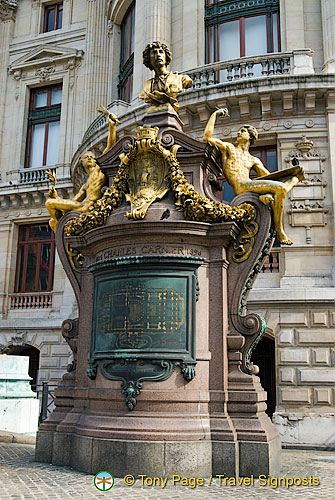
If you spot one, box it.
[82,0,112,130]
[321,0,335,72]
[132,0,171,99]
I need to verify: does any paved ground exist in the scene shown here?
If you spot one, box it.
[0,443,334,499]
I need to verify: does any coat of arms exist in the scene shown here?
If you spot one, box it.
[125,127,170,219]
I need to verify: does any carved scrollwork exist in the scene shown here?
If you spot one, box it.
[61,318,79,372]
[228,193,275,375]
[35,66,55,81]
[232,219,258,263]
[96,358,178,410]
[161,132,175,147]
[65,243,84,272]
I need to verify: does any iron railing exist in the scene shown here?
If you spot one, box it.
[33,382,56,424]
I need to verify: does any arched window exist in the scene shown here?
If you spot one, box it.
[119,2,135,102]
[205,0,280,64]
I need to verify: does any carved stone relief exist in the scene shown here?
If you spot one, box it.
[285,136,328,242]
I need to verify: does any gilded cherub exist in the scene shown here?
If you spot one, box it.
[203,109,304,244]
[139,41,192,113]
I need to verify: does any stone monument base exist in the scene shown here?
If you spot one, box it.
[36,431,212,476]
[36,429,281,477]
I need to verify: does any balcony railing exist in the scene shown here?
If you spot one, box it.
[82,113,106,144]
[9,293,52,309]
[260,249,280,273]
[19,167,54,184]
[186,49,314,89]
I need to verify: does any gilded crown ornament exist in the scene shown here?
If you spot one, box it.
[136,126,159,140]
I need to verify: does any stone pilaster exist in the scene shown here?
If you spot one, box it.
[82,0,112,130]
[281,0,305,52]
[0,1,17,163]
[321,0,335,72]
[325,91,335,284]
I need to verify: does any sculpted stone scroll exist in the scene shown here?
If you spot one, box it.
[203,109,305,244]
[139,41,192,113]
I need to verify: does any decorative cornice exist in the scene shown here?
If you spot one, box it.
[0,0,18,21]
[205,0,279,25]
[8,44,84,77]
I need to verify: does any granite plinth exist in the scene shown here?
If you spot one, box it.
[36,430,212,477]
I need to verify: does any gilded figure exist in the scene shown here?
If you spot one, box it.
[203,109,305,244]
[139,41,192,113]
[45,151,106,232]
[97,105,120,153]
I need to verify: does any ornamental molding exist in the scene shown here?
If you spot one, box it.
[8,44,84,78]
[0,0,18,21]
[35,65,55,81]
[205,0,279,24]
[11,331,27,346]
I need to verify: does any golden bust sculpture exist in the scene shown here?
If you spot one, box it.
[203,109,304,244]
[45,151,106,232]
[139,41,192,113]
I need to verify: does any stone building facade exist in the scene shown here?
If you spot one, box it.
[0,0,334,447]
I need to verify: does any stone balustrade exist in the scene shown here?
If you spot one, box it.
[3,164,71,186]
[82,113,106,145]
[19,167,54,184]
[260,249,280,273]
[9,293,52,309]
[186,49,314,88]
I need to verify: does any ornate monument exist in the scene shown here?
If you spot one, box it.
[36,43,303,477]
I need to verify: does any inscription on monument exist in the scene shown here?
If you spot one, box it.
[96,245,202,261]
[94,275,189,354]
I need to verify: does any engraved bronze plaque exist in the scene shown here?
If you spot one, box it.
[89,256,203,362]
[97,278,186,351]
[87,256,204,409]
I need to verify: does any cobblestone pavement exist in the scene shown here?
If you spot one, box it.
[0,443,334,499]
